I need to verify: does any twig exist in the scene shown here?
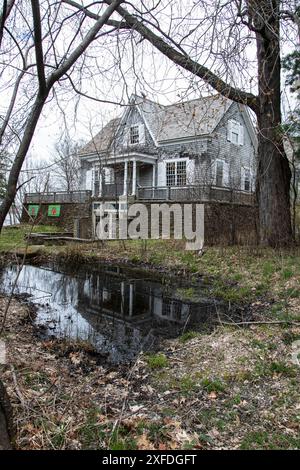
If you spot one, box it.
[10,364,27,410]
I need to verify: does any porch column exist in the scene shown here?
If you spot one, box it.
[132,159,137,196]
[152,164,156,187]
[152,164,156,199]
[123,160,128,195]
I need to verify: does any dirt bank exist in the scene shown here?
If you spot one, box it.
[1,294,300,450]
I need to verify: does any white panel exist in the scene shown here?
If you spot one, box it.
[123,126,130,145]
[104,167,114,184]
[213,160,218,185]
[157,161,166,186]
[187,159,195,184]
[239,123,244,146]
[139,124,145,144]
[227,119,233,141]
[241,167,245,190]
[86,169,93,191]
[223,162,229,187]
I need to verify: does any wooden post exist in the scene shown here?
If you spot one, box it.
[123,160,128,196]
[132,160,137,196]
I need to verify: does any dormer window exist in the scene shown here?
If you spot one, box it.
[130,125,140,144]
[227,119,244,145]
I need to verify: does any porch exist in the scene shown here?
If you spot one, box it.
[24,190,92,204]
[93,158,156,199]
[24,185,254,206]
[137,185,255,205]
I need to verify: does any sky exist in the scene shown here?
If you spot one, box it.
[1,0,298,167]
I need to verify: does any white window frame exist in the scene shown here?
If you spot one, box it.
[227,119,244,146]
[129,123,145,145]
[241,167,251,192]
[93,168,100,196]
[103,166,114,184]
[130,125,139,144]
[165,158,188,187]
[214,159,229,188]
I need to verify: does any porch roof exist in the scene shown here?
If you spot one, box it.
[82,152,157,165]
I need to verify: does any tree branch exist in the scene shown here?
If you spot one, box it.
[47,0,123,88]
[62,0,128,29]
[106,1,259,111]
[0,0,15,50]
[30,0,47,94]
[68,0,258,112]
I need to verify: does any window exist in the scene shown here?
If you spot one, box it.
[243,168,251,191]
[104,167,114,184]
[227,119,244,145]
[130,125,139,144]
[231,130,239,144]
[215,161,224,187]
[214,159,229,187]
[93,169,100,196]
[166,162,176,186]
[177,161,187,186]
[166,160,187,186]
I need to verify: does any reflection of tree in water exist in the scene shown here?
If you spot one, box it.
[0,264,216,363]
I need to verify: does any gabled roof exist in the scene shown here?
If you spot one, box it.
[79,118,120,156]
[79,93,255,157]
[157,95,232,142]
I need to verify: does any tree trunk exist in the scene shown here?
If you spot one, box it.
[255,0,293,246]
[0,92,48,232]
[0,379,14,449]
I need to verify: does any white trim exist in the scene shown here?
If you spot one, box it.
[241,166,251,192]
[214,158,230,187]
[83,153,157,165]
[239,104,258,149]
[164,157,189,187]
[158,135,210,146]
[129,124,140,145]
[163,157,189,164]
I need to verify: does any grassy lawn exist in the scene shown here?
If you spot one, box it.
[1,225,300,316]
[0,224,60,252]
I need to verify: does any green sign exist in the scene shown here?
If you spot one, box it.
[48,204,61,217]
[28,204,40,218]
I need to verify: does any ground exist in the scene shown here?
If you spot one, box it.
[0,225,300,449]
[1,296,300,450]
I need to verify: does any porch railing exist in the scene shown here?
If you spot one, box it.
[101,183,125,198]
[24,190,92,204]
[24,186,255,205]
[137,185,255,205]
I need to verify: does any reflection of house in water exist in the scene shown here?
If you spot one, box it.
[0,262,218,364]
[76,267,212,331]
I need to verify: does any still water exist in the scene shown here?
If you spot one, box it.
[0,263,221,363]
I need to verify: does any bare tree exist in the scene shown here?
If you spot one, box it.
[1,0,299,246]
[65,0,299,246]
[0,0,124,232]
[52,136,82,192]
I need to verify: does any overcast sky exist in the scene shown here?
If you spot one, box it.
[1,0,297,167]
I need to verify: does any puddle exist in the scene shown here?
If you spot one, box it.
[0,262,223,364]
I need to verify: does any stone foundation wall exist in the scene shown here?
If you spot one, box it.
[21,202,92,238]
[22,200,258,246]
[138,201,258,246]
